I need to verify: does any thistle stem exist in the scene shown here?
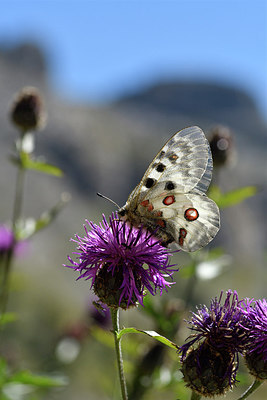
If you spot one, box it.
[237,379,262,400]
[0,151,25,315]
[110,308,128,400]
[12,164,25,232]
[190,391,201,400]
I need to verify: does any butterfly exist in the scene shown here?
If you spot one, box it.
[118,126,220,252]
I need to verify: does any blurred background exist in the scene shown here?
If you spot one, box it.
[0,1,266,399]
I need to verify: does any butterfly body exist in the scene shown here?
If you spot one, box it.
[118,126,220,252]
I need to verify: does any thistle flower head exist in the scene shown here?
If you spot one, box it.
[180,290,247,359]
[241,298,267,380]
[0,225,28,258]
[0,225,14,254]
[65,213,177,309]
[179,290,248,396]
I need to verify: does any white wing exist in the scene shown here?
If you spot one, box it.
[122,126,220,252]
[147,191,220,252]
[128,126,212,205]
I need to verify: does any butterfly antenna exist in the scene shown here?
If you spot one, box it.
[97,192,120,209]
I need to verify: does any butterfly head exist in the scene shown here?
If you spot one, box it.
[117,207,127,218]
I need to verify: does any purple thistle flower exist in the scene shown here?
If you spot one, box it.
[240,298,267,380]
[65,213,177,309]
[179,290,248,395]
[180,290,247,360]
[241,298,267,361]
[0,224,28,258]
[0,225,14,254]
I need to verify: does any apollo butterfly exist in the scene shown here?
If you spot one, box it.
[118,126,220,252]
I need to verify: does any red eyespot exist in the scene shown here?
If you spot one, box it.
[184,208,199,221]
[163,195,175,206]
[147,203,154,212]
[140,200,149,207]
[179,228,187,246]
[140,199,154,212]
[157,219,166,228]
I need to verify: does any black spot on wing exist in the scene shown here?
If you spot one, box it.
[144,177,155,188]
[165,181,175,190]
[155,163,166,172]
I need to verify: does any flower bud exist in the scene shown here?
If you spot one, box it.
[181,341,237,396]
[208,125,233,167]
[10,86,46,134]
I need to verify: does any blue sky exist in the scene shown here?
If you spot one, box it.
[0,0,266,116]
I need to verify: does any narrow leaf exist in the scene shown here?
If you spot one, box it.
[20,152,63,177]
[8,371,67,388]
[119,328,178,350]
[209,185,257,208]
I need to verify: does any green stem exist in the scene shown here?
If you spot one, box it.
[190,390,201,400]
[12,164,25,231]
[110,308,128,400]
[0,249,13,316]
[237,379,263,400]
[0,156,25,315]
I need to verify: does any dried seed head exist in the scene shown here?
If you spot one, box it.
[10,86,46,133]
[209,125,233,168]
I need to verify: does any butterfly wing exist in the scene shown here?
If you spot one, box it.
[121,126,220,252]
[145,191,220,252]
[127,126,212,205]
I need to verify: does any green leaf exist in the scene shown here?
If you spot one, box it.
[0,313,18,327]
[20,152,63,177]
[8,371,67,388]
[209,185,257,208]
[118,328,178,350]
